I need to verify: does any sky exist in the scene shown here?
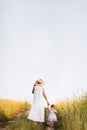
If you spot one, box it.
[0,0,87,104]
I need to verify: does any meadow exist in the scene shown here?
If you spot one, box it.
[0,99,30,122]
[0,92,87,130]
[56,93,87,130]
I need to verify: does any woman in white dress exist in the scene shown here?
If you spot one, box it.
[28,78,50,122]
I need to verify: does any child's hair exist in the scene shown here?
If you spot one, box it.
[51,104,55,108]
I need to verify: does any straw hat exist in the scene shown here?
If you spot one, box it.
[36,78,45,86]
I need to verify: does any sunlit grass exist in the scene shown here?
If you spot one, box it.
[0,93,87,130]
[0,99,30,121]
[55,93,87,130]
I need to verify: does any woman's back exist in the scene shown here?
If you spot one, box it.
[33,86,44,105]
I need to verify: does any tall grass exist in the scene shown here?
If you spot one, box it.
[6,119,45,130]
[1,93,87,130]
[56,93,87,130]
[0,99,30,121]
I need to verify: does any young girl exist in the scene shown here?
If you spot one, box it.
[28,78,50,123]
[47,104,57,127]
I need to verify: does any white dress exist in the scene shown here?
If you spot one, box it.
[48,108,57,122]
[28,85,44,122]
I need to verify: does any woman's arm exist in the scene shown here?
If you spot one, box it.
[32,83,36,94]
[43,88,50,106]
[32,87,35,94]
[54,109,57,113]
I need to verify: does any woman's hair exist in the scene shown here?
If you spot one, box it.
[51,104,55,108]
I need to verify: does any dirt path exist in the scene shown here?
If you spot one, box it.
[0,128,6,130]
[0,110,60,130]
[0,109,28,130]
[0,119,15,130]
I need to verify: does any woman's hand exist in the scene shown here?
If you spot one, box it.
[34,83,36,87]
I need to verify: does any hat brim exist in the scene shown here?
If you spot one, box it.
[36,79,44,85]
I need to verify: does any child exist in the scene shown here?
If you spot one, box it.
[47,104,57,127]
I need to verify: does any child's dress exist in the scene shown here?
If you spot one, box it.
[28,85,44,122]
[48,108,57,122]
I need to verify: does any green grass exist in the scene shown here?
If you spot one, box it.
[6,119,45,130]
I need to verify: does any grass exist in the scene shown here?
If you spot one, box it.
[56,93,87,130]
[0,92,87,130]
[6,119,45,130]
[0,99,30,121]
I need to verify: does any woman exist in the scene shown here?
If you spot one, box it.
[28,78,50,122]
